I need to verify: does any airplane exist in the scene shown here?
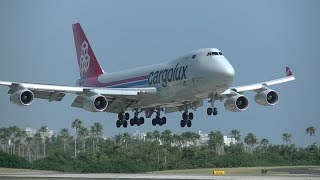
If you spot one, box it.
[0,23,295,128]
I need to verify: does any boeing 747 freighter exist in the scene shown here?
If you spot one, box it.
[0,23,295,128]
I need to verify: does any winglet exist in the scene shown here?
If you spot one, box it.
[286,67,293,76]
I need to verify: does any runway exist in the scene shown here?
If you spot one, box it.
[0,172,320,180]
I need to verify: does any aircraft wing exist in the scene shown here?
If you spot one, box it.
[0,80,157,112]
[221,67,295,96]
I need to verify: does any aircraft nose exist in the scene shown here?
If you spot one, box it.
[219,58,235,80]
[222,62,235,79]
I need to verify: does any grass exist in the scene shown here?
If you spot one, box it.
[149,166,320,175]
[0,168,56,174]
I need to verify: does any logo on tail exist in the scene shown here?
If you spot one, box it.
[79,41,90,76]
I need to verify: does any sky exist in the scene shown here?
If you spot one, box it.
[0,0,319,147]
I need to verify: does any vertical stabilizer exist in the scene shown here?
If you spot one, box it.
[72,23,104,79]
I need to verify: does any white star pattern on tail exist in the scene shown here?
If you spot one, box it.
[79,41,90,76]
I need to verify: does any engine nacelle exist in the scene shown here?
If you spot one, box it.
[224,94,249,112]
[254,89,278,106]
[10,89,34,106]
[83,95,108,112]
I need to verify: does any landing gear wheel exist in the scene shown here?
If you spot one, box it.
[213,108,218,115]
[180,120,186,127]
[207,108,213,115]
[139,117,144,124]
[182,112,188,120]
[161,117,167,124]
[187,120,192,127]
[189,112,193,120]
[124,113,130,120]
[152,119,156,126]
[158,118,162,126]
[118,113,124,120]
[123,120,128,128]
[116,120,121,128]
[130,119,134,126]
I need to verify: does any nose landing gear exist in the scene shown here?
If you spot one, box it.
[207,97,218,116]
[207,107,218,115]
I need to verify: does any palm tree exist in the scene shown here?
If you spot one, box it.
[122,133,131,149]
[260,138,269,147]
[25,137,33,161]
[145,132,154,141]
[78,127,89,152]
[90,122,103,153]
[8,126,20,154]
[244,132,257,153]
[114,133,122,144]
[15,129,27,157]
[305,126,316,146]
[282,132,292,145]
[71,118,83,158]
[58,128,70,153]
[0,127,11,153]
[34,132,42,158]
[230,129,241,143]
[181,132,191,146]
[0,128,5,152]
[171,134,183,150]
[191,132,201,144]
[38,126,48,156]
[152,130,161,144]
[161,130,173,146]
[208,131,224,155]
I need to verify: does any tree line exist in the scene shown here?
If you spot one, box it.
[0,119,318,173]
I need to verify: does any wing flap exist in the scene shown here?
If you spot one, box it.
[33,90,65,102]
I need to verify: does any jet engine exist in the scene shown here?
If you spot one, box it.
[10,89,34,106]
[224,94,249,112]
[83,95,108,112]
[254,89,278,106]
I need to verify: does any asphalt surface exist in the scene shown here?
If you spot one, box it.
[0,173,320,180]
[1,167,320,180]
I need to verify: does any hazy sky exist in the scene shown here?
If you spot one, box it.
[0,0,319,147]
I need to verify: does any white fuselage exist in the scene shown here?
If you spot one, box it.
[96,48,235,109]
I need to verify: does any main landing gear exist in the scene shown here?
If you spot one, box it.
[180,104,194,128]
[152,110,167,126]
[130,110,145,126]
[180,111,193,128]
[116,112,130,128]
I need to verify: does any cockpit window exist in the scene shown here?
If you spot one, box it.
[206,52,221,56]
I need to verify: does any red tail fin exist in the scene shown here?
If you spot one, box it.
[72,23,104,79]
